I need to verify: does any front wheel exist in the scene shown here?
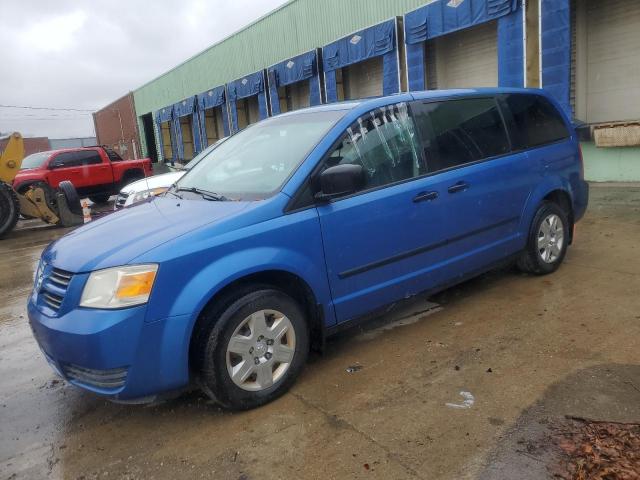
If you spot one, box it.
[194,289,309,410]
[517,202,569,275]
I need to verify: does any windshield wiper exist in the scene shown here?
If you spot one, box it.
[176,186,228,201]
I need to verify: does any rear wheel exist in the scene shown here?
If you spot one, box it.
[0,182,20,238]
[193,288,309,410]
[517,202,569,275]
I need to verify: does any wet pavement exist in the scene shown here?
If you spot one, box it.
[1,185,639,480]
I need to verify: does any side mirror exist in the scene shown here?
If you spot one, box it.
[316,164,365,201]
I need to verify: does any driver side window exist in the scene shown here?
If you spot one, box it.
[325,103,425,190]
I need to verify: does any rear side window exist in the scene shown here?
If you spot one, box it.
[411,97,510,173]
[104,148,123,161]
[75,150,103,165]
[502,94,570,150]
[51,152,82,168]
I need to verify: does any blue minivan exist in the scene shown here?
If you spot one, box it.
[29,89,588,409]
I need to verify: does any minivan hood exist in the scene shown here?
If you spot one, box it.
[43,197,251,272]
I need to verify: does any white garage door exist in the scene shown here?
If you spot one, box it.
[343,57,384,100]
[427,20,498,89]
[578,0,640,123]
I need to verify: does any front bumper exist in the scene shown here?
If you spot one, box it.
[28,298,192,400]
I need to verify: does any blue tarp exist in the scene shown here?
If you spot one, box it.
[404,0,522,91]
[227,71,269,133]
[404,0,517,44]
[541,0,571,117]
[171,96,201,159]
[322,20,395,72]
[323,19,399,102]
[268,50,322,115]
[156,106,173,124]
[173,96,196,118]
[155,107,177,162]
[196,86,230,147]
[497,3,524,88]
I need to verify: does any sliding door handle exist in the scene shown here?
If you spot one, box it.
[448,181,469,194]
[413,191,438,203]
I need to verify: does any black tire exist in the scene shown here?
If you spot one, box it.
[58,181,82,216]
[89,194,111,204]
[517,201,569,275]
[193,288,309,410]
[0,182,20,238]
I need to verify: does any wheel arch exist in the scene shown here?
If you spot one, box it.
[187,268,326,369]
[522,179,576,244]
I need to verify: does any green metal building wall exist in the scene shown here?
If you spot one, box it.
[133,0,437,157]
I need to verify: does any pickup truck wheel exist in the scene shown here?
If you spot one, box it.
[195,288,309,410]
[58,181,82,216]
[0,182,20,238]
[89,194,111,204]
[517,202,569,275]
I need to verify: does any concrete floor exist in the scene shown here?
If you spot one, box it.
[0,185,638,480]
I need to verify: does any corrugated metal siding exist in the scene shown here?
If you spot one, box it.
[133,0,437,120]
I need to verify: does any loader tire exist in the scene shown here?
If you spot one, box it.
[58,181,82,216]
[0,182,20,239]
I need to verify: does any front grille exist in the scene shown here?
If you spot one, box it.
[49,269,72,288]
[115,192,129,209]
[62,364,128,390]
[37,266,74,315]
[42,292,63,310]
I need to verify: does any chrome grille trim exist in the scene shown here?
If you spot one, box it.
[42,292,63,310]
[49,268,72,287]
[63,364,128,389]
[38,267,74,314]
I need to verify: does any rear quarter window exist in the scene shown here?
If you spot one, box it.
[502,94,570,150]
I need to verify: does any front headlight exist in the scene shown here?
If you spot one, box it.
[131,187,169,204]
[80,264,158,309]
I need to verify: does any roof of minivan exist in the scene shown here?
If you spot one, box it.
[278,87,553,117]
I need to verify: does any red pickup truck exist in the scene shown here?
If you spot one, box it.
[13,146,152,203]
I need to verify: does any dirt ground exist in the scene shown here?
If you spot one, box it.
[1,185,639,480]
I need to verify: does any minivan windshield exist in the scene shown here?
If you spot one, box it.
[176,110,345,200]
[20,151,51,170]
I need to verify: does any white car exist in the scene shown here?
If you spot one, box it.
[115,139,226,209]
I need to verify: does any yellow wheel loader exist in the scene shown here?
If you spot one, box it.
[0,132,83,238]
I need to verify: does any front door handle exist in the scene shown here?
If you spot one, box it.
[448,181,469,194]
[413,191,438,203]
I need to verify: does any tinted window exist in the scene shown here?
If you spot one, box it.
[325,103,424,190]
[76,150,102,165]
[51,152,81,168]
[104,148,123,161]
[503,94,570,149]
[412,98,510,173]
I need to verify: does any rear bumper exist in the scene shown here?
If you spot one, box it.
[574,179,589,223]
[28,299,192,400]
